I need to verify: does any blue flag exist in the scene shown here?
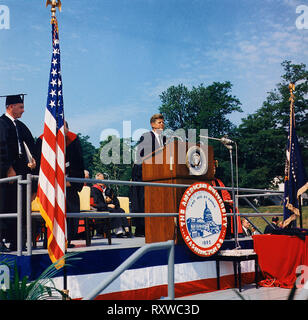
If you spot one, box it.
[283,95,308,228]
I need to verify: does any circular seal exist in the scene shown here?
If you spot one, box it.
[186,146,208,176]
[179,182,227,257]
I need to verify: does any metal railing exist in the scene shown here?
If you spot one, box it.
[0,174,286,300]
[83,240,175,300]
[0,175,23,256]
[235,191,284,234]
[0,174,285,256]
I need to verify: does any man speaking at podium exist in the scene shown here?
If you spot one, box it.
[139,114,167,156]
[130,113,166,236]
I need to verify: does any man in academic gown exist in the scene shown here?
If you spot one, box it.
[91,172,131,238]
[0,94,36,251]
[36,121,84,247]
[130,113,166,236]
[64,122,85,246]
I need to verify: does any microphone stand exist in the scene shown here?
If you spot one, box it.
[200,135,241,249]
[224,143,240,249]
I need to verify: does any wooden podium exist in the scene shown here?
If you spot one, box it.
[142,140,215,243]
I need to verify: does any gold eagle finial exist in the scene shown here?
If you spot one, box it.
[46,0,62,16]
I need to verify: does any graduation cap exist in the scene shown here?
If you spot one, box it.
[0,94,27,106]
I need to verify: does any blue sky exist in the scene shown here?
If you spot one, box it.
[0,0,307,146]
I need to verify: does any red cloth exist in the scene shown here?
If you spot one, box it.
[253,234,308,288]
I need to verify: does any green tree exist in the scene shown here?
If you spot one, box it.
[159,84,192,130]
[159,81,242,137]
[159,81,242,186]
[78,133,97,176]
[92,135,132,196]
[235,60,308,189]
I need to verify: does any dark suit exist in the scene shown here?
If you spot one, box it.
[135,131,167,164]
[264,223,279,234]
[130,131,166,235]
[0,114,36,248]
[242,227,252,237]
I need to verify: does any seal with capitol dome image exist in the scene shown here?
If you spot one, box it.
[179,182,228,257]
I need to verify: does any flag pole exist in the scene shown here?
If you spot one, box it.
[45,0,69,298]
[283,82,307,229]
[299,196,303,229]
[288,83,303,229]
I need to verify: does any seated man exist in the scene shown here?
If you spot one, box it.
[91,172,131,238]
[105,188,132,238]
[241,218,252,237]
[264,216,281,234]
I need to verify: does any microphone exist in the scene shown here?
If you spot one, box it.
[200,135,234,144]
[220,136,234,145]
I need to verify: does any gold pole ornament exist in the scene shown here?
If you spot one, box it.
[289,82,295,106]
[46,0,62,17]
[285,82,295,184]
[288,82,295,156]
[282,82,298,228]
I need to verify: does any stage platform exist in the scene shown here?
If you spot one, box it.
[5,235,254,255]
[29,235,147,255]
[176,283,300,300]
[1,236,259,300]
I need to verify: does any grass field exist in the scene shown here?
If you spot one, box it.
[238,205,308,233]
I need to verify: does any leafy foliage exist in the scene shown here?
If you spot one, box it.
[0,253,80,300]
[77,60,307,191]
[92,135,132,196]
[159,81,243,186]
[235,60,308,189]
[78,133,96,176]
[159,81,242,137]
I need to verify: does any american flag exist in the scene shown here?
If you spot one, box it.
[283,84,308,228]
[37,17,66,269]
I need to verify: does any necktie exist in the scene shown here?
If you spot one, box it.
[14,120,23,155]
[158,134,163,148]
